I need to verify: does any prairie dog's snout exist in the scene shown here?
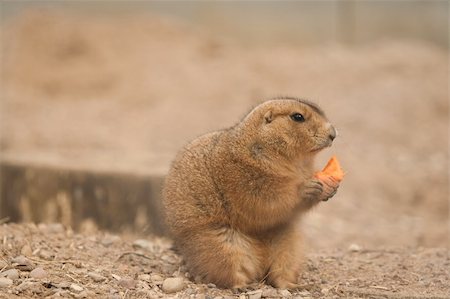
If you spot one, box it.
[328,124,337,141]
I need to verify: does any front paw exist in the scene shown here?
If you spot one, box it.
[300,179,324,205]
[318,176,340,201]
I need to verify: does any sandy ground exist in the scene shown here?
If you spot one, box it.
[0,223,449,299]
[0,10,449,298]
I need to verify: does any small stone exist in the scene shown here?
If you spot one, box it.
[11,256,28,265]
[37,223,47,231]
[248,290,262,299]
[132,239,153,251]
[11,256,35,271]
[74,290,89,298]
[70,283,84,292]
[118,278,136,289]
[239,295,246,299]
[21,244,32,256]
[47,223,65,234]
[30,267,47,279]
[102,235,121,247]
[0,277,13,288]
[261,288,278,297]
[161,277,185,293]
[17,281,37,292]
[88,272,106,282]
[321,288,329,295]
[150,274,164,284]
[279,289,291,297]
[207,283,216,288]
[298,290,311,296]
[348,243,362,252]
[0,269,20,280]
[138,274,151,282]
[111,274,122,281]
[39,223,65,234]
[38,249,54,260]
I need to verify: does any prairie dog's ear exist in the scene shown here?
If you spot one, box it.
[264,110,273,123]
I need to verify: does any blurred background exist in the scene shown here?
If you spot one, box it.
[0,1,448,249]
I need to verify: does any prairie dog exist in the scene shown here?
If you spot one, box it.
[163,97,339,288]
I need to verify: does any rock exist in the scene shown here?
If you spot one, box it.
[38,249,54,260]
[17,281,37,292]
[298,290,311,296]
[11,256,35,271]
[88,272,106,282]
[279,289,291,297]
[248,290,262,299]
[47,223,65,234]
[348,243,362,252]
[70,283,84,292]
[11,256,28,265]
[261,288,278,297]
[161,277,185,293]
[39,223,65,234]
[0,269,20,280]
[21,244,32,256]
[111,274,122,281]
[0,277,13,288]
[101,235,121,247]
[132,239,153,251]
[30,267,47,279]
[320,288,330,295]
[150,274,164,284]
[138,274,151,282]
[118,278,136,289]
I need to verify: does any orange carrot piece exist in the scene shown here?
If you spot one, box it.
[314,156,344,182]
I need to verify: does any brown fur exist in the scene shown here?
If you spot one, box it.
[163,98,338,288]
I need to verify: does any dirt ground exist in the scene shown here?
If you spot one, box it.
[0,223,449,299]
[0,9,449,299]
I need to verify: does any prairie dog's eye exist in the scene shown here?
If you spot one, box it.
[290,113,305,122]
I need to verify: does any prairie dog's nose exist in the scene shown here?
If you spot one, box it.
[328,125,337,141]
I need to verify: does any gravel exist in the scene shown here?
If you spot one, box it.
[0,277,13,288]
[20,244,32,256]
[88,272,107,282]
[132,239,154,251]
[11,256,35,271]
[118,278,137,289]
[29,267,47,279]
[0,269,20,281]
[70,283,84,292]
[247,290,262,299]
[161,277,186,293]
[279,289,291,297]
[0,223,449,298]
